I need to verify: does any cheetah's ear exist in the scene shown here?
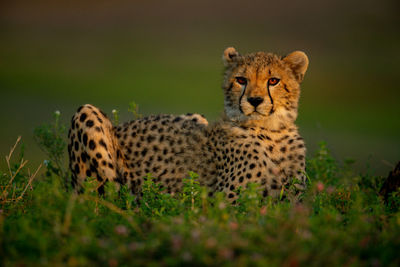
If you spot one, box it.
[223,47,240,66]
[283,51,309,82]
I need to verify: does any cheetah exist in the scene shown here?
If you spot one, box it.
[68,47,309,201]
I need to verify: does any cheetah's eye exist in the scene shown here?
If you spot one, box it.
[268,78,280,86]
[235,77,247,85]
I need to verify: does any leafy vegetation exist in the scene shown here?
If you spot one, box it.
[0,112,399,266]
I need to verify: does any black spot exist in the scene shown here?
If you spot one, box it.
[249,163,255,169]
[280,146,287,153]
[74,164,80,174]
[147,135,156,143]
[90,164,97,173]
[81,152,87,163]
[246,173,252,179]
[74,141,79,151]
[89,140,96,150]
[99,139,107,149]
[83,133,88,146]
[95,126,101,132]
[86,120,94,127]
[96,153,102,159]
[86,170,92,177]
[173,117,182,122]
[77,131,82,142]
[239,176,244,183]
[92,158,98,168]
[79,113,87,122]
[141,148,148,157]
[108,163,114,169]
[102,160,106,166]
[263,189,268,197]
[257,172,261,177]
[228,193,235,199]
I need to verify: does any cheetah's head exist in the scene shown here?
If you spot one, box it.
[222,47,308,128]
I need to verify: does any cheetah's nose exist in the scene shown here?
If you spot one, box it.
[247,97,264,108]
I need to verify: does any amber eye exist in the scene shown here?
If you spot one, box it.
[268,78,280,86]
[236,77,247,85]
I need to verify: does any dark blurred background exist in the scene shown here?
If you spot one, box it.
[0,0,399,175]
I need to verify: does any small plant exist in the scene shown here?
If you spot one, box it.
[181,171,202,211]
[0,137,41,210]
[140,173,179,217]
[33,110,68,185]
[112,109,119,125]
[235,183,262,215]
[128,101,142,119]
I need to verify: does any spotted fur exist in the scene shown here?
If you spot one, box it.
[68,47,309,201]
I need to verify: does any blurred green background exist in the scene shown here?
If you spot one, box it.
[0,0,399,175]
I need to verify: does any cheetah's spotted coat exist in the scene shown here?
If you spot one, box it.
[68,47,309,201]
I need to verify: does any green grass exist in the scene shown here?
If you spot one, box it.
[1,113,400,266]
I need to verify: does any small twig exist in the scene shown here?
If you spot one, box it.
[1,137,29,200]
[17,163,42,200]
[1,159,28,200]
[6,136,21,166]
[6,136,23,181]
